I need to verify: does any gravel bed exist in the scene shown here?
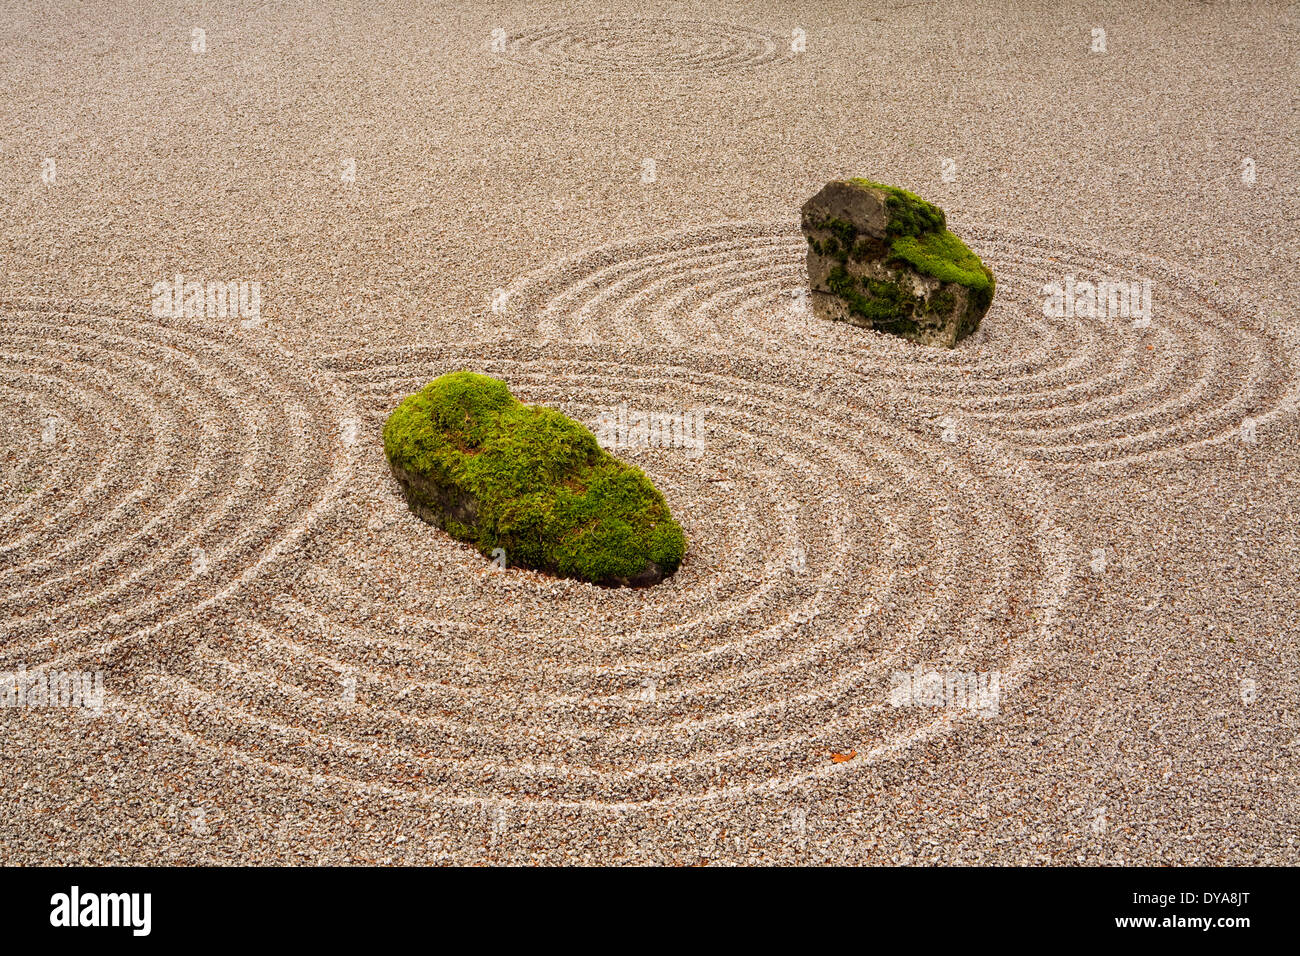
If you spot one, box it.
[0,1,1295,865]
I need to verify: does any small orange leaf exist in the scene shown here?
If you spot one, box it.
[831,749,857,763]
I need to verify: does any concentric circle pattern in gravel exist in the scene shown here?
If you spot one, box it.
[0,300,358,673]
[1,0,1295,866]
[497,18,786,77]
[502,222,1299,469]
[129,341,1071,807]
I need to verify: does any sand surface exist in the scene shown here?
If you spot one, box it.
[1,1,1297,864]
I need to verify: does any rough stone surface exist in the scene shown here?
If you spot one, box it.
[801,179,994,347]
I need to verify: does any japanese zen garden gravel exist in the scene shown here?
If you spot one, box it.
[0,1,1296,865]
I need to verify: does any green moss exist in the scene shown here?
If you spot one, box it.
[813,180,995,310]
[848,178,946,237]
[827,265,921,330]
[807,218,858,260]
[888,230,995,311]
[927,287,957,317]
[383,371,686,586]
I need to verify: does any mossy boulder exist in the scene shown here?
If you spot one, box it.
[800,179,995,347]
[383,371,687,588]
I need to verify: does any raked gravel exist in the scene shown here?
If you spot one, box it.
[0,0,1296,864]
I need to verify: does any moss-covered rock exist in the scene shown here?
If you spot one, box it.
[800,179,995,347]
[383,371,687,587]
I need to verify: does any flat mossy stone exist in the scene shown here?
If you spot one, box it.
[800,179,995,347]
[383,371,687,588]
